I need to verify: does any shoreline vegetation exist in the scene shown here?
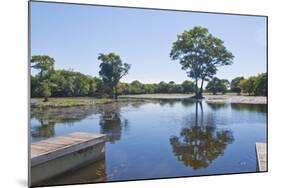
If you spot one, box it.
[30,97,148,108]
[120,93,267,104]
[31,26,267,104]
[31,94,266,109]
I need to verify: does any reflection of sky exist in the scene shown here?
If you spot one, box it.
[31,2,266,84]
[30,101,266,181]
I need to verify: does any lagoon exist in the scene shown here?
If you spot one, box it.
[30,99,267,186]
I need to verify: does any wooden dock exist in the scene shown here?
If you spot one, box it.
[31,132,106,186]
[256,142,267,172]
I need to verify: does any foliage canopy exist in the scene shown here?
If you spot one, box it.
[98,53,131,99]
[170,26,234,98]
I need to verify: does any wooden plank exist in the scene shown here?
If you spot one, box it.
[256,142,267,172]
[31,132,106,166]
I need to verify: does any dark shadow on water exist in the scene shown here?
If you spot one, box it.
[156,99,195,108]
[230,103,267,113]
[206,102,229,111]
[37,159,106,186]
[170,101,234,170]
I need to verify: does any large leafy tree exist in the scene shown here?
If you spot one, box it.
[170,26,234,99]
[157,81,169,93]
[128,80,143,94]
[31,55,55,101]
[31,55,55,78]
[254,73,267,96]
[98,53,131,99]
[181,80,195,93]
[38,81,51,102]
[239,73,267,96]
[231,76,244,95]
[206,77,227,95]
[221,79,230,91]
[239,76,256,95]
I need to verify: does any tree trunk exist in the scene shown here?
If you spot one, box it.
[43,97,48,102]
[199,101,203,125]
[114,86,118,100]
[198,78,205,99]
[195,101,198,126]
[195,78,199,99]
[110,84,114,99]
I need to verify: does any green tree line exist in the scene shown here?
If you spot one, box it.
[205,73,267,96]
[31,67,196,98]
[31,63,267,99]
[238,73,267,96]
[31,26,267,100]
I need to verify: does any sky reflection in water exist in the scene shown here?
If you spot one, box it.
[31,100,267,184]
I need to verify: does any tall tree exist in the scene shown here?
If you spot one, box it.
[206,77,227,95]
[128,80,143,94]
[231,76,244,95]
[181,80,195,93]
[221,79,230,91]
[31,55,55,78]
[254,73,267,96]
[239,76,256,95]
[31,55,55,101]
[38,81,51,102]
[170,26,234,99]
[98,53,131,99]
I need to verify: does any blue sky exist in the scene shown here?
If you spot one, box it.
[31,2,267,84]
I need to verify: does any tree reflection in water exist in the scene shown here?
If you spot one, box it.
[31,102,133,142]
[231,103,267,113]
[31,106,99,139]
[170,101,234,170]
[206,102,229,111]
[31,119,55,138]
[31,106,99,125]
[99,103,129,143]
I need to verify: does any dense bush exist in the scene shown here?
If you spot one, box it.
[230,77,244,94]
[31,70,102,98]
[239,73,267,96]
[205,77,228,95]
[31,69,197,98]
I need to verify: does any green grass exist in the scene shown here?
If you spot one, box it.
[31,97,149,108]
[31,97,111,108]
[31,93,266,108]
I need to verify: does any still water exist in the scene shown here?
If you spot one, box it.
[30,100,267,185]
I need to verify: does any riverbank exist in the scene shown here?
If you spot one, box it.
[204,95,267,104]
[31,98,110,108]
[31,97,148,108]
[31,94,267,109]
[119,93,267,104]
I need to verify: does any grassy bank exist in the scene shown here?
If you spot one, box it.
[120,93,267,104]
[31,97,111,108]
[31,97,149,108]
[31,93,267,108]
